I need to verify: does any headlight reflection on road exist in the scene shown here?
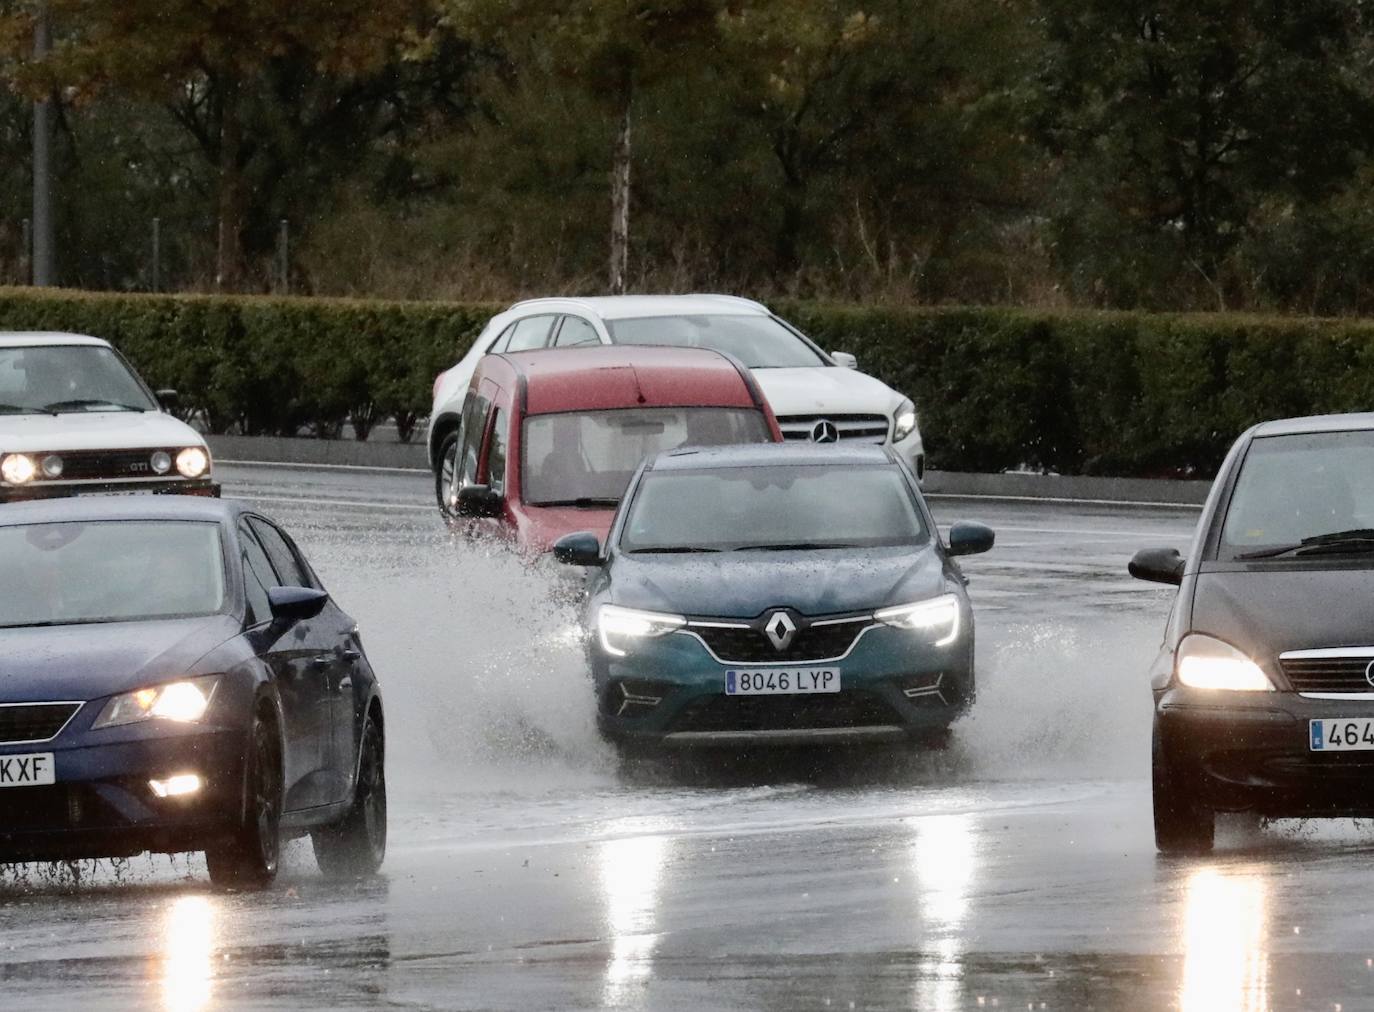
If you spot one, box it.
[911,814,976,1011]
[598,832,671,1007]
[1179,867,1269,1012]
[160,894,217,1012]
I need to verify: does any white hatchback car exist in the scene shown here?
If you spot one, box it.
[426,295,925,510]
[0,332,216,502]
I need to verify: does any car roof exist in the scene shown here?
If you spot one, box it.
[504,294,770,322]
[491,346,761,415]
[1251,412,1374,438]
[646,442,895,471]
[0,495,246,527]
[0,332,111,348]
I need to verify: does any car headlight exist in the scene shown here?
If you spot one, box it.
[176,446,210,478]
[893,398,918,443]
[1175,634,1274,691]
[1,453,36,485]
[597,604,686,657]
[93,676,220,729]
[874,593,961,646]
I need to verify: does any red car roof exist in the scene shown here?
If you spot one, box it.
[498,346,760,415]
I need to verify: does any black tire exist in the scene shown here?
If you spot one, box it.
[1152,722,1214,855]
[312,715,387,880]
[435,431,461,520]
[207,708,283,890]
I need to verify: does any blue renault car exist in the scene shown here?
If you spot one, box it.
[554,444,994,750]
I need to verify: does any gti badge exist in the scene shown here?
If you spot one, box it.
[765,611,798,652]
[811,419,839,444]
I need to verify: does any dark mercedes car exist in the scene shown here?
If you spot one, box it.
[0,496,385,887]
[554,444,993,751]
[1132,412,1374,853]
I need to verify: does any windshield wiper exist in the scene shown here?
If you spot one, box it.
[735,542,854,552]
[1237,528,1374,560]
[43,398,147,413]
[534,497,620,508]
[0,402,53,415]
[628,546,722,554]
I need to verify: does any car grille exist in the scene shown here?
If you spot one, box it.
[0,703,81,744]
[690,619,870,663]
[19,448,183,482]
[777,414,889,444]
[668,691,898,733]
[1279,656,1374,694]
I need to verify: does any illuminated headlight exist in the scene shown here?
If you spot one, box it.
[1,453,36,485]
[175,446,210,478]
[151,450,173,475]
[875,593,961,646]
[893,398,918,442]
[597,604,686,657]
[93,676,219,729]
[1175,634,1274,691]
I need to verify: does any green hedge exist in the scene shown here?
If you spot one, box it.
[3,287,1373,476]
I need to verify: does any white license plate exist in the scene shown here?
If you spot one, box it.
[725,668,840,695]
[0,753,56,787]
[1309,719,1374,751]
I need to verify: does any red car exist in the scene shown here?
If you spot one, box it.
[437,346,783,552]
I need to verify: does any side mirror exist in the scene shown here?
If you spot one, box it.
[156,388,179,410]
[947,521,995,557]
[1129,547,1185,586]
[553,531,603,566]
[267,586,330,622]
[457,483,504,519]
[831,351,858,369]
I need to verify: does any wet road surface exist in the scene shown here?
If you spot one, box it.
[3,463,1369,1010]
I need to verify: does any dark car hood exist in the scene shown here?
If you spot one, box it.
[606,545,947,618]
[0,615,239,703]
[1192,566,1374,660]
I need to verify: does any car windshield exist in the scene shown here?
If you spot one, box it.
[0,521,225,627]
[523,408,770,506]
[0,345,157,414]
[1220,429,1374,559]
[605,314,827,368]
[620,463,927,552]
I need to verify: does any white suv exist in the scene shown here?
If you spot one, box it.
[426,295,925,502]
[0,332,216,501]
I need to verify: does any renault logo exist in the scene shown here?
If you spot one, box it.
[764,611,798,652]
[811,420,839,443]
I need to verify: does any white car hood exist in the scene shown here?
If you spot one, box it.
[751,366,902,416]
[0,411,206,454]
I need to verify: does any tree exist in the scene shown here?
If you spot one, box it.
[450,0,725,292]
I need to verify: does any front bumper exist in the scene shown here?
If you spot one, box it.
[0,728,245,862]
[1,478,220,502]
[1157,686,1374,817]
[594,623,973,749]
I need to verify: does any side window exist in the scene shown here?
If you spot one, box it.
[458,393,490,487]
[505,316,556,352]
[489,322,518,354]
[486,409,509,494]
[238,523,279,625]
[554,316,601,348]
[248,517,314,588]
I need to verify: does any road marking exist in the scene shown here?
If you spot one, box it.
[225,493,432,513]
[217,459,429,475]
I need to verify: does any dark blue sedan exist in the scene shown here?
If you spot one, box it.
[0,496,385,888]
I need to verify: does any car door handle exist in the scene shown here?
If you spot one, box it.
[311,655,332,668]
[342,648,361,662]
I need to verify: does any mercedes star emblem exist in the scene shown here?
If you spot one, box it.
[765,611,798,651]
[1364,659,1374,688]
[811,419,839,443]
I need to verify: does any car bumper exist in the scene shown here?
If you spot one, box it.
[594,624,973,749]
[0,728,245,862]
[0,478,220,502]
[1157,687,1374,817]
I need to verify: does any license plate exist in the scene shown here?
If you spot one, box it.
[725,668,840,695]
[0,753,56,787]
[1309,718,1374,751]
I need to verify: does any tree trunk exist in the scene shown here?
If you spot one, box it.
[215,80,246,292]
[608,87,633,295]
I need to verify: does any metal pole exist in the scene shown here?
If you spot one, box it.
[31,1,55,287]
[278,219,289,295]
[151,217,161,293]
[21,217,32,283]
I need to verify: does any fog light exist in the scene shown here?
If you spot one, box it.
[1,453,35,484]
[150,773,202,799]
[175,446,209,478]
[151,450,172,475]
[40,455,64,479]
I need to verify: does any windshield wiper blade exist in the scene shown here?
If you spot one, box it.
[735,542,853,551]
[535,497,620,508]
[44,398,146,412]
[1237,529,1374,560]
[628,546,722,554]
